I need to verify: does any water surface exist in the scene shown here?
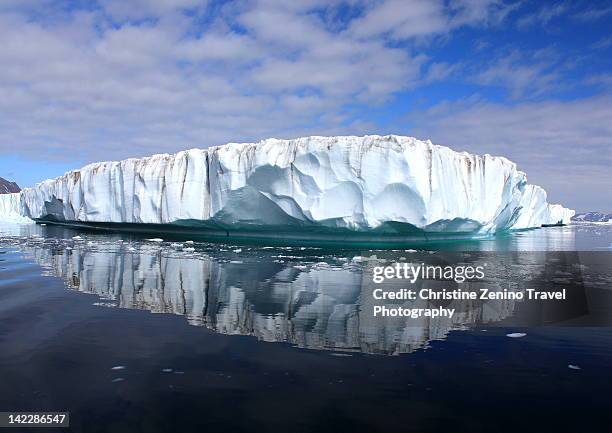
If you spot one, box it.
[1,223,611,432]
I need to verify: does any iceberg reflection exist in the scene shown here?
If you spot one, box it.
[20,246,515,355]
[2,223,597,355]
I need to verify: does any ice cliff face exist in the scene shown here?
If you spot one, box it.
[4,135,574,235]
[0,193,32,224]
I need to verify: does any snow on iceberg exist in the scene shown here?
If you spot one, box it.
[3,135,573,238]
[0,193,33,224]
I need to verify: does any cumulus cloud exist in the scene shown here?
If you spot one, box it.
[3,0,508,164]
[348,0,448,39]
[100,0,205,20]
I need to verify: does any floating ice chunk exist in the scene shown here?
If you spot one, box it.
[568,364,581,370]
[233,248,242,253]
[162,368,173,373]
[111,378,125,383]
[185,240,194,244]
[72,236,82,240]
[146,238,163,242]
[506,332,527,338]
[111,365,126,370]
[183,247,195,252]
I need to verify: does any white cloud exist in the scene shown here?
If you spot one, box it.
[0,0,437,168]
[572,4,612,21]
[178,32,262,62]
[590,36,612,50]
[348,0,448,39]
[472,48,564,99]
[348,0,513,40]
[516,2,568,28]
[423,61,461,83]
[449,0,516,27]
[100,0,206,20]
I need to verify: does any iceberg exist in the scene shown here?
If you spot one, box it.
[2,135,574,241]
[0,193,33,224]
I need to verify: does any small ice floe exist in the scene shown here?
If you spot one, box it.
[405,249,417,253]
[40,223,46,226]
[330,353,352,357]
[93,302,116,307]
[568,364,581,370]
[127,247,136,252]
[87,241,95,246]
[111,377,125,383]
[233,248,242,253]
[65,247,72,251]
[146,238,163,242]
[170,243,183,248]
[185,240,194,244]
[230,260,243,264]
[506,332,527,338]
[183,247,195,252]
[162,368,173,373]
[72,236,83,240]
[111,365,126,370]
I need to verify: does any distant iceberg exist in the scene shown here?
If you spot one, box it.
[1,135,574,241]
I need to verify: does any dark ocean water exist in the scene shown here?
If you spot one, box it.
[0,223,611,433]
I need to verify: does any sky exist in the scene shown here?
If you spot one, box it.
[0,0,610,212]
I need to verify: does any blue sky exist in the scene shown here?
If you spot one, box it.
[0,0,610,211]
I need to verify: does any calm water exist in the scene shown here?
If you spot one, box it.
[1,223,611,432]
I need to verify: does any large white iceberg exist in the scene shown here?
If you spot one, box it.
[1,135,574,240]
